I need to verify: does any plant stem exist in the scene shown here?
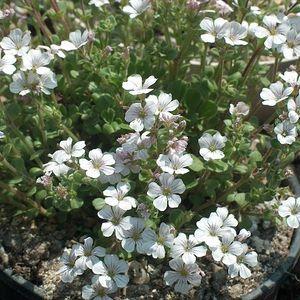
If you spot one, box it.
[200,44,207,74]
[0,181,47,216]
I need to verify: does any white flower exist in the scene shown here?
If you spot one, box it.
[156,153,193,175]
[38,44,66,59]
[237,229,251,241]
[121,217,147,253]
[171,233,207,264]
[278,196,300,228]
[21,49,52,74]
[250,6,261,15]
[92,254,129,289]
[210,207,238,229]
[89,0,110,8]
[142,222,175,259]
[60,30,89,51]
[210,232,243,266]
[147,173,186,211]
[274,121,297,145]
[224,21,248,46]
[260,81,293,106]
[125,98,156,132]
[0,28,31,56]
[279,71,300,89]
[55,137,86,161]
[147,92,179,116]
[9,71,38,96]
[279,29,300,59]
[97,206,131,239]
[229,102,249,117]
[255,15,290,49]
[164,258,202,294]
[103,182,136,211]
[122,0,151,19]
[0,131,5,139]
[195,214,231,247]
[82,276,117,300]
[200,17,228,43]
[9,70,57,95]
[198,132,227,161]
[122,74,157,95]
[43,150,70,176]
[58,247,84,283]
[287,95,300,123]
[228,244,258,279]
[80,149,115,179]
[75,237,106,270]
[0,50,16,75]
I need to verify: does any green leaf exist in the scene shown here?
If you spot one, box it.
[199,100,218,119]
[227,193,247,207]
[208,160,228,173]
[189,155,204,172]
[249,150,263,163]
[92,198,106,210]
[169,209,194,230]
[234,164,248,174]
[70,197,84,209]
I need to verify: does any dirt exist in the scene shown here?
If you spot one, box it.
[0,205,294,300]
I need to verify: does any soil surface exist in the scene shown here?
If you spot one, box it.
[0,203,294,300]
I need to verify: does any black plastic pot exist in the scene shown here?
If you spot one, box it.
[1,175,300,300]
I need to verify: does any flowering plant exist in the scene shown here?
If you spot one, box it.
[1,0,300,298]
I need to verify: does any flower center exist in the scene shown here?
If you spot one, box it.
[163,187,172,196]
[179,268,189,277]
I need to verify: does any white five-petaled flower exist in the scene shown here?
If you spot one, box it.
[0,50,16,75]
[58,246,84,283]
[103,182,136,211]
[88,0,110,8]
[122,74,157,95]
[210,232,243,266]
[80,148,115,179]
[0,28,31,56]
[198,132,227,161]
[60,30,89,51]
[38,44,66,59]
[21,49,52,74]
[255,15,290,49]
[82,276,117,300]
[121,217,147,253]
[200,17,228,43]
[227,244,258,279]
[147,92,179,116]
[97,206,131,239]
[279,71,300,89]
[274,120,297,145]
[75,237,106,270]
[279,29,300,59]
[171,233,207,264]
[147,173,186,211]
[287,95,300,124]
[9,70,57,95]
[156,153,193,175]
[43,150,70,176]
[122,0,151,19]
[278,196,300,228]
[260,81,293,106]
[210,207,239,229]
[164,258,202,295]
[195,214,231,247]
[92,254,129,289]
[142,222,175,259]
[55,137,86,161]
[224,21,248,46]
[125,97,156,132]
[229,101,249,117]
